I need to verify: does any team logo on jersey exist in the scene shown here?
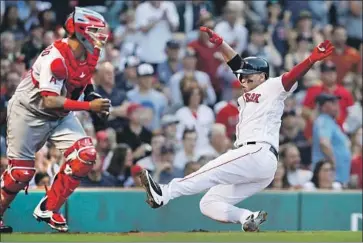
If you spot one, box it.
[244,93,261,103]
[50,76,57,84]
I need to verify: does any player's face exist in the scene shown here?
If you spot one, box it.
[239,73,265,92]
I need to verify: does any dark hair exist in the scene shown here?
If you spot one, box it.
[106,143,130,177]
[0,6,24,32]
[311,160,332,188]
[34,172,50,185]
[182,86,204,107]
[182,127,197,140]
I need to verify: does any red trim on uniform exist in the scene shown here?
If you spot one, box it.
[30,69,39,88]
[40,91,59,97]
[8,159,35,167]
[282,57,313,91]
[63,99,91,111]
[178,147,262,182]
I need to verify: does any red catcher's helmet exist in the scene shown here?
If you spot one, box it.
[64,7,108,54]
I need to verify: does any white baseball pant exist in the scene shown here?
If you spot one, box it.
[160,143,277,224]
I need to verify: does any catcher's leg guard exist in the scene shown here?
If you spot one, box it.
[33,137,95,232]
[0,160,35,216]
[46,137,96,211]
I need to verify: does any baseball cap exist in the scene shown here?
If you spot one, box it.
[232,80,241,89]
[137,63,154,76]
[127,103,143,116]
[298,10,312,21]
[161,114,179,127]
[166,39,180,49]
[320,61,336,72]
[183,48,197,58]
[315,93,341,106]
[131,165,143,177]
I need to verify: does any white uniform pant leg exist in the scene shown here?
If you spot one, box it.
[199,178,272,224]
[161,144,277,208]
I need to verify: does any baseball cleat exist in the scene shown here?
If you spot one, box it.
[140,169,163,208]
[242,211,268,232]
[33,196,68,232]
[0,217,13,233]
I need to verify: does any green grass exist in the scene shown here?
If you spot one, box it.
[1,231,362,242]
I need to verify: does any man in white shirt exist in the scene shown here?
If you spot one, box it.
[135,1,179,66]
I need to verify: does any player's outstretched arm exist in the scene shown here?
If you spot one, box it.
[199,26,243,73]
[282,40,335,91]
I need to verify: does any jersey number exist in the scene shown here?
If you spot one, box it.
[41,46,53,57]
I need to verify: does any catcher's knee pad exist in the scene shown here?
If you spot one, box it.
[63,137,96,178]
[45,138,96,211]
[1,160,36,194]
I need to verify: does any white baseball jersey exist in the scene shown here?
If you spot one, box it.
[234,76,297,150]
[14,42,67,118]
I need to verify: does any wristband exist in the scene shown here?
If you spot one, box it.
[63,99,91,111]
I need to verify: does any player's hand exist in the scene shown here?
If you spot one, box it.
[199,26,223,47]
[309,40,335,63]
[89,98,111,113]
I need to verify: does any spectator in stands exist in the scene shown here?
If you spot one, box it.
[160,114,181,151]
[184,161,202,177]
[95,61,128,130]
[33,172,51,189]
[130,165,143,188]
[153,144,182,184]
[214,3,248,54]
[0,136,7,175]
[4,71,21,101]
[38,9,56,32]
[344,1,362,51]
[197,123,230,158]
[329,25,361,84]
[215,80,241,141]
[312,93,352,185]
[95,130,112,166]
[116,55,140,92]
[43,30,55,48]
[127,63,168,131]
[0,6,25,42]
[174,128,199,170]
[280,143,313,189]
[137,133,166,173]
[176,85,215,150]
[156,39,183,86]
[45,143,63,180]
[103,143,134,187]
[169,48,216,107]
[188,13,223,100]
[350,128,362,189]
[284,35,318,92]
[113,8,141,49]
[241,24,282,78]
[116,103,152,161]
[267,162,290,190]
[21,24,43,69]
[280,111,311,168]
[302,61,354,141]
[0,32,17,62]
[135,1,179,67]
[0,58,11,82]
[303,160,342,191]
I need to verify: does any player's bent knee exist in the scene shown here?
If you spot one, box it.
[62,137,96,178]
[1,160,36,193]
[199,196,214,217]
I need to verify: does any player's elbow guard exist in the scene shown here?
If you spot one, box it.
[50,58,67,80]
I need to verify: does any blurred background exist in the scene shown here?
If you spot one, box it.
[0,0,362,232]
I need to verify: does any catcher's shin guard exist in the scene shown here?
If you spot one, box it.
[0,160,35,216]
[45,137,96,212]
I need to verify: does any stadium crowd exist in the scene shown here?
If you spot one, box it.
[0,0,362,191]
